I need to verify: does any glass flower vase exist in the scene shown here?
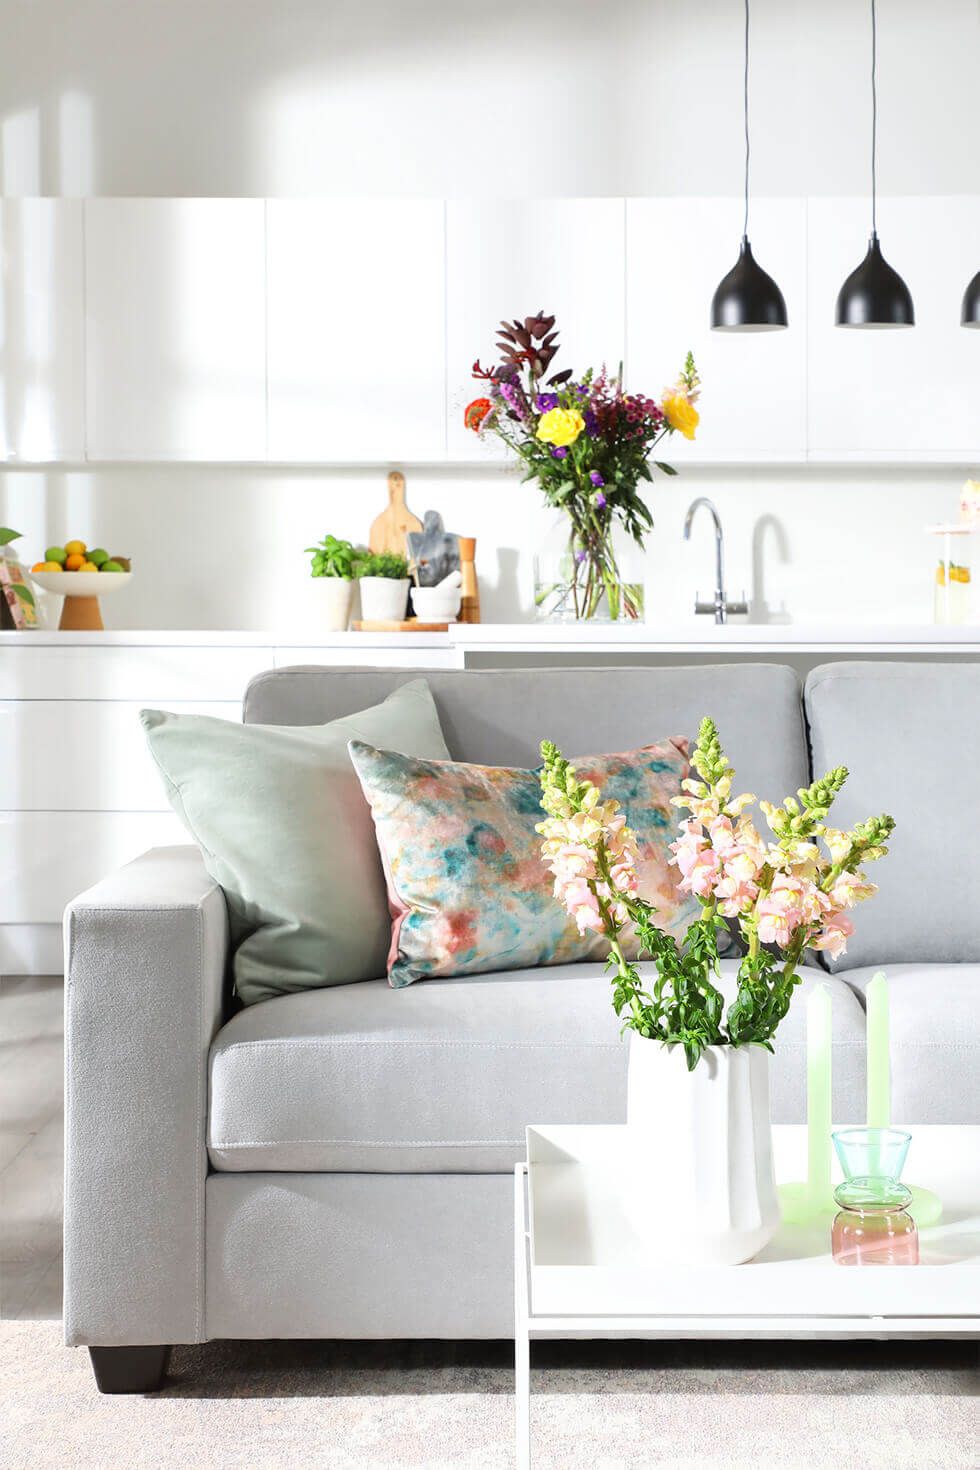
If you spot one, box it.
[533,515,645,623]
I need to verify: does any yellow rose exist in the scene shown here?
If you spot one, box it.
[663,391,699,441]
[536,406,585,448]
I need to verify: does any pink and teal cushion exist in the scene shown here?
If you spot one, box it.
[348,739,697,987]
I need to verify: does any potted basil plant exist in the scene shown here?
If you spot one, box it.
[305,535,360,631]
[356,551,411,622]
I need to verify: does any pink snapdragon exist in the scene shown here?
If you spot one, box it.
[809,910,854,960]
[560,878,605,934]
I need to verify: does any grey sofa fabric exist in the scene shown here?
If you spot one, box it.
[64,846,227,1346]
[840,964,980,1124]
[806,661,980,969]
[243,663,810,808]
[206,1172,513,1340]
[208,961,865,1173]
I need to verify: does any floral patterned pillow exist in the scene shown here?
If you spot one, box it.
[348,738,697,987]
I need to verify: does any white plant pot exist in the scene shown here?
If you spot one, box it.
[359,576,409,622]
[313,576,354,632]
[626,1036,780,1265]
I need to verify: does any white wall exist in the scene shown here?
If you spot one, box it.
[1,1,977,197]
[0,462,963,631]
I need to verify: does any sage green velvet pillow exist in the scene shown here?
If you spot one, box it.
[140,680,449,1006]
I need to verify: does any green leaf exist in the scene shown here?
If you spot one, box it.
[653,462,677,476]
[0,528,22,546]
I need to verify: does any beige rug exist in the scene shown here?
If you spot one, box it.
[2,1323,977,1469]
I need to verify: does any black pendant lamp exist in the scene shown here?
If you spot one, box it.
[710,0,787,331]
[836,0,914,328]
[961,272,980,329]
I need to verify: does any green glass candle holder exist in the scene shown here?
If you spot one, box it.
[833,1126,911,1185]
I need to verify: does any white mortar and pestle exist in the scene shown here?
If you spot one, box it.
[410,569,463,623]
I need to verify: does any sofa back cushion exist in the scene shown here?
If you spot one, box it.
[244,663,809,810]
[142,679,450,1005]
[805,661,980,969]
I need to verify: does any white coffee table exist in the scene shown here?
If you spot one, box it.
[514,1123,980,1469]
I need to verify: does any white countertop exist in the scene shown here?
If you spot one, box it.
[2,623,979,653]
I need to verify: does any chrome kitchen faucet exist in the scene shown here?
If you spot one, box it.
[683,497,748,625]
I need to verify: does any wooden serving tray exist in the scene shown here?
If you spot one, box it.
[352,618,450,633]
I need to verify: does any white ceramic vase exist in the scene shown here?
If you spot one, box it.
[626,1036,780,1265]
[358,576,410,622]
[314,576,354,632]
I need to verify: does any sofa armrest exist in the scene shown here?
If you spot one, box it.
[64,845,228,1347]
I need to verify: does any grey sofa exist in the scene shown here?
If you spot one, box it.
[63,661,980,1392]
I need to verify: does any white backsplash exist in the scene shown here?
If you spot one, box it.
[1,462,968,632]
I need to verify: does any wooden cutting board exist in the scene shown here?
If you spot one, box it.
[368,471,423,556]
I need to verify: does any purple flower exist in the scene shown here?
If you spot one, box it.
[499,380,527,420]
[584,410,598,436]
[589,471,605,488]
[593,491,607,509]
[536,393,558,412]
[551,446,568,459]
[574,549,588,563]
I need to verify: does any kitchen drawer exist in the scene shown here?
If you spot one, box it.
[0,700,237,810]
[0,811,189,923]
[0,645,272,701]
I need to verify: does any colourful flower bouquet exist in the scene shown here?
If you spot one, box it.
[538,719,895,1070]
[464,312,700,621]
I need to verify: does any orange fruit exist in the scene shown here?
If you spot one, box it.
[64,539,87,557]
[65,553,85,570]
[79,560,99,572]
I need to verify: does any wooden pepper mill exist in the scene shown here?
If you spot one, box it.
[458,537,480,623]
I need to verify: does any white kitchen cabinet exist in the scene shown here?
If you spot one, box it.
[446,199,627,460]
[84,199,266,460]
[0,811,188,924]
[807,196,980,460]
[0,699,238,810]
[0,199,85,461]
[626,198,808,462]
[267,200,446,461]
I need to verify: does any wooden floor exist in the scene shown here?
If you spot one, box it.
[0,976,63,1320]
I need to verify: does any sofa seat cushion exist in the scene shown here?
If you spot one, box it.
[840,965,980,1124]
[208,961,865,1172]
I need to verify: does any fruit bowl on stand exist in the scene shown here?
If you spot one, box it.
[29,570,133,631]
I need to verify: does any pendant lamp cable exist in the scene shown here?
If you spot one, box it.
[871,0,877,235]
[742,0,750,240]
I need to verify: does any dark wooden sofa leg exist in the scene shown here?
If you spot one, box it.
[88,1345,171,1394]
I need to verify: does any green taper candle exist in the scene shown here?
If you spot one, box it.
[866,971,890,1128]
[807,983,833,1210]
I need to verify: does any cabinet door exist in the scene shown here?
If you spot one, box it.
[626,198,807,462]
[0,199,85,461]
[446,199,627,459]
[267,200,446,461]
[807,196,980,460]
[85,200,266,460]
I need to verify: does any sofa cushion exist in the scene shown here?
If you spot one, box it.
[348,737,696,987]
[207,961,866,1173]
[805,662,980,969]
[839,965,980,1124]
[141,679,449,1006]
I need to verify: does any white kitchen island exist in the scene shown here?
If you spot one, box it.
[2,623,977,972]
